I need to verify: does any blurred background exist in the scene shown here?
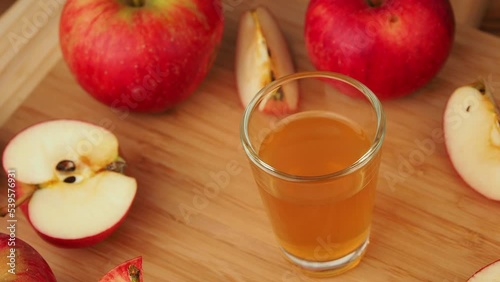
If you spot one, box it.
[450,0,500,34]
[2,0,500,37]
[2,0,500,35]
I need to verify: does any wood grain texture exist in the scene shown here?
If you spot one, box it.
[2,1,500,281]
[0,0,63,126]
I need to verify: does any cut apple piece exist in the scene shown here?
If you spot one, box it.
[29,171,136,240]
[468,259,500,281]
[235,6,298,115]
[3,119,118,184]
[2,119,137,248]
[444,80,500,200]
[99,256,143,282]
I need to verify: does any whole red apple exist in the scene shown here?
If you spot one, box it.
[59,0,224,112]
[304,0,455,99]
[0,232,56,281]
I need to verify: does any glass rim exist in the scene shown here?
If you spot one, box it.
[240,71,386,182]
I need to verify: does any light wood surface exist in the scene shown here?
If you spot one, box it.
[2,1,500,281]
[0,0,63,126]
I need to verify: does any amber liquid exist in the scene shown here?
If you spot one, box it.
[256,111,379,262]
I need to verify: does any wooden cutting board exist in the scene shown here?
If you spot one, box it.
[2,1,500,281]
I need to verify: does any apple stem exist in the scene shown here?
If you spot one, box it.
[105,160,127,174]
[366,0,384,7]
[0,185,37,217]
[128,265,141,282]
[128,0,145,7]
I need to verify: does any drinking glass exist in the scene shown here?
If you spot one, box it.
[240,71,386,276]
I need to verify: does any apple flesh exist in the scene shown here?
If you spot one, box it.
[304,0,455,99]
[444,81,500,200]
[59,0,224,112]
[468,260,500,281]
[235,6,298,115]
[0,232,56,281]
[2,120,137,248]
[99,256,143,282]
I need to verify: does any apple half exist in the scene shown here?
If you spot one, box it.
[99,256,143,282]
[2,120,137,248]
[235,6,298,115]
[468,259,500,281]
[444,81,500,200]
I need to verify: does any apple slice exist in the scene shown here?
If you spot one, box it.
[99,256,143,282]
[444,80,500,200]
[468,259,500,281]
[2,120,137,248]
[235,6,298,115]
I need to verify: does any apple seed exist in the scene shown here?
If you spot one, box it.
[56,160,76,172]
[471,80,486,94]
[63,176,77,184]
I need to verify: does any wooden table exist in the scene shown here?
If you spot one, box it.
[2,1,500,281]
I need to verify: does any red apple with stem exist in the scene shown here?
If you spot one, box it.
[305,0,455,99]
[0,232,56,281]
[59,0,224,113]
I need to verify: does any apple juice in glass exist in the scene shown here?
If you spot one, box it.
[240,72,385,276]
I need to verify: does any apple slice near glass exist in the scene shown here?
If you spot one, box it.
[235,6,299,115]
[444,81,500,200]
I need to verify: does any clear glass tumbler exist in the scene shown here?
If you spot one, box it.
[240,71,386,277]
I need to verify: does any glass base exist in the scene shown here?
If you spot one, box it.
[281,237,369,277]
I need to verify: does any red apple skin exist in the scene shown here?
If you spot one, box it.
[304,0,455,99]
[15,182,133,249]
[99,256,143,282]
[59,0,224,112]
[0,233,56,282]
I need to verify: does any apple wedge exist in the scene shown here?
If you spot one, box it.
[444,81,500,200]
[235,6,298,115]
[2,120,137,248]
[468,259,500,281]
[99,256,143,282]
